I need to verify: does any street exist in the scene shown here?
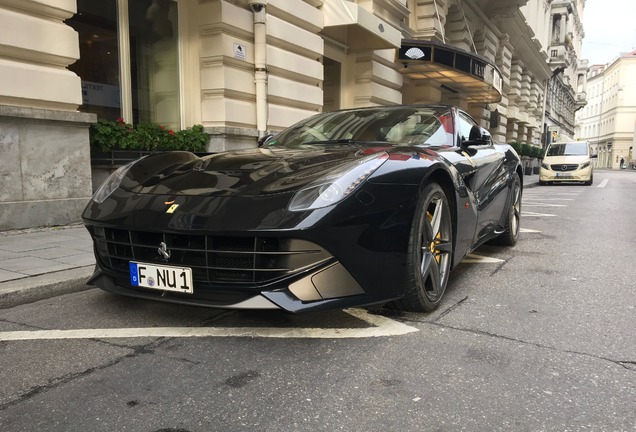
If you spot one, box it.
[1,170,635,431]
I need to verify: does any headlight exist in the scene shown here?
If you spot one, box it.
[288,153,389,211]
[541,162,550,170]
[91,162,134,203]
[580,161,590,169]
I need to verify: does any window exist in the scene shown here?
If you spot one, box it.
[68,1,120,120]
[68,0,181,129]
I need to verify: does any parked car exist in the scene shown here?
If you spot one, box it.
[539,141,596,185]
[83,105,523,313]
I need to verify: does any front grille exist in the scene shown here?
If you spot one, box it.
[87,227,331,285]
[550,164,579,172]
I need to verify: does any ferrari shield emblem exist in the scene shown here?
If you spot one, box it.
[166,204,179,214]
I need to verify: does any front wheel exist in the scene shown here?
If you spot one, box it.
[392,183,453,312]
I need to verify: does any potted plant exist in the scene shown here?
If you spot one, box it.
[89,118,210,191]
[90,118,209,165]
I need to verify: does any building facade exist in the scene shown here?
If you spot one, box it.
[541,0,587,143]
[576,51,636,169]
[1,0,587,230]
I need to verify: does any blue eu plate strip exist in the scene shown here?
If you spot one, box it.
[130,262,139,286]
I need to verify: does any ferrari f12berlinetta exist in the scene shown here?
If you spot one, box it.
[83,105,522,313]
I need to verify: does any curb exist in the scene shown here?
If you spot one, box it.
[0,266,94,309]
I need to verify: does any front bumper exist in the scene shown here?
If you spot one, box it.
[83,182,418,312]
[87,258,378,313]
[539,165,592,182]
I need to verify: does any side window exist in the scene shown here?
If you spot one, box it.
[457,113,477,143]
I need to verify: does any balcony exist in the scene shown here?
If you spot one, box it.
[548,45,569,69]
[575,91,587,110]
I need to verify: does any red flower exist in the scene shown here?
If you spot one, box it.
[159,125,165,130]
[116,117,124,123]
[168,130,175,136]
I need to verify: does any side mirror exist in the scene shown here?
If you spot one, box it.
[463,125,491,147]
[257,133,274,147]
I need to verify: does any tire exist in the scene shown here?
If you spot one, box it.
[539,180,549,186]
[491,174,521,246]
[392,183,453,312]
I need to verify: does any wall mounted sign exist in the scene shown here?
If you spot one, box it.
[233,43,246,61]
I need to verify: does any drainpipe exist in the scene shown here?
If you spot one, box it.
[250,0,268,139]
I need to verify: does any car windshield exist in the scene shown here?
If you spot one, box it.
[546,142,588,156]
[265,107,455,148]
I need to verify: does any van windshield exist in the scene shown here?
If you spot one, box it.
[546,142,588,156]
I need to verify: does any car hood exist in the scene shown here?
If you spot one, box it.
[543,155,589,165]
[120,147,389,197]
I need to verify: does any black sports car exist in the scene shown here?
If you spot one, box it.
[83,105,522,313]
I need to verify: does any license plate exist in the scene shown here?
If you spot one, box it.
[556,173,572,178]
[129,262,193,294]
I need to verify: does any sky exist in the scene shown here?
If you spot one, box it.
[581,0,636,65]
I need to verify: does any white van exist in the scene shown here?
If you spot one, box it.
[539,141,597,186]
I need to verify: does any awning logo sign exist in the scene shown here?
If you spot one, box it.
[405,47,426,60]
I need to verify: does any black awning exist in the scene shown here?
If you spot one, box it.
[398,39,503,104]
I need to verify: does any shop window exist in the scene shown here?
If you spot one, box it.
[67,0,120,120]
[129,0,180,128]
[68,0,180,128]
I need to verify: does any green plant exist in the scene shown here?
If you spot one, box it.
[509,141,522,156]
[90,118,208,152]
[509,141,543,159]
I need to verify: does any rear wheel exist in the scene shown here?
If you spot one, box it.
[491,174,521,246]
[393,183,453,312]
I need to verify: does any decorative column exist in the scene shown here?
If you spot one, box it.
[517,124,526,144]
[412,83,443,104]
[353,50,402,107]
[507,59,523,123]
[506,120,518,143]
[492,33,513,142]
[411,0,449,42]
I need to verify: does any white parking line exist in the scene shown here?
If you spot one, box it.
[522,203,567,207]
[522,198,575,201]
[520,228,541,233]
[521,211,556,217]
[462,254,505,264]
[0,308,419,341]
[523,192,580,196]
[597,179,609,188]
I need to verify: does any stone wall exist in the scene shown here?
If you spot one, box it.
[0,106,95,231]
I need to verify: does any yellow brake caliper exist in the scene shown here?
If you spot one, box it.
[426,211,442,264]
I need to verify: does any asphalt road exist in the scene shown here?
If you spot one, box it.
[1,170,635,432]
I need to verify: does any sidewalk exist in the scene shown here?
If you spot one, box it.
[0,224,95,308]
[0,173,540,309]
